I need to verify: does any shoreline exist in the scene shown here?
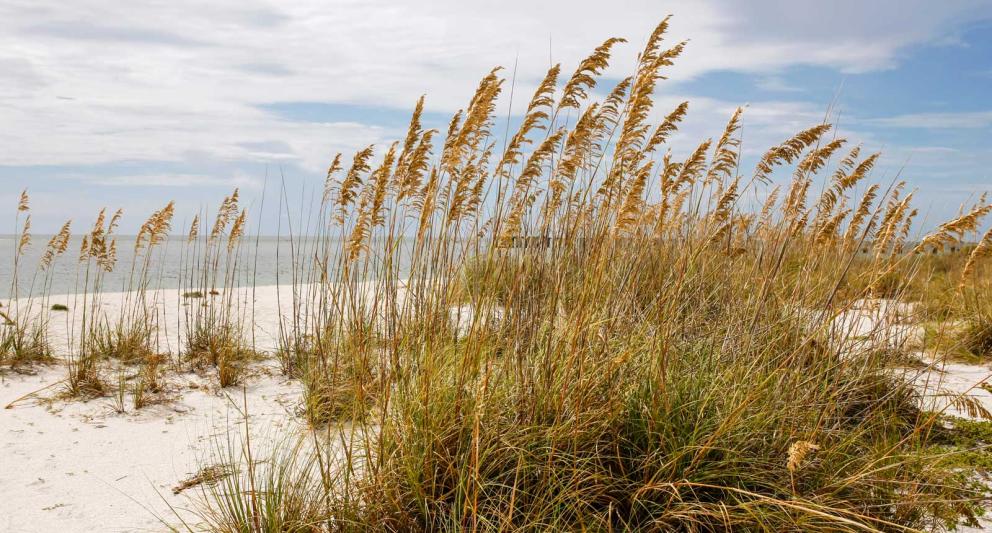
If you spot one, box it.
[3,283,324,357]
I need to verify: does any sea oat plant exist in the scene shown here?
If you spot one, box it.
[0,191,53,370]
[182,190,257,387]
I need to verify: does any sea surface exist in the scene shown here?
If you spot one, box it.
[0,235,377,299]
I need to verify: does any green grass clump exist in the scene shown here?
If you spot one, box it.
[185,321,258,387]
[87,322,157,364]
[920,282,992,362]
[959,286,992,358]
[73,320,163,406]
[341,256,983,531]
[930,417,992,502]
[0,320,52,369]
[176,436,331,533]
[279,326,386,425]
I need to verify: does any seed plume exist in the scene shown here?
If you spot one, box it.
[558,37,626,110]
[40,220,72,270]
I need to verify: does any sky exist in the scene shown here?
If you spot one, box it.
[1,0,991,234]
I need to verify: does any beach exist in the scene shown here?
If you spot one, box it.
[2,283,991,531]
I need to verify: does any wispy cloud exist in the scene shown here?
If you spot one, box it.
[754,76,802,93]
[866,111,992,129]
[26,21,207,46]
[92,173,263,188]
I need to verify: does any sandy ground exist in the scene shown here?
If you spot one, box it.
[3,288,992,531]
[1,364,302,532]
[31,284,295,357]
[1,285,309,532]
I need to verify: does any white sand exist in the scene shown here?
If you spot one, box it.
[23,284,296,357]
[3,288,992,531]
[1,285,308,532]
[1,364,302,532]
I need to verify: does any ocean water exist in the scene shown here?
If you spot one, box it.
[0,235,345,299]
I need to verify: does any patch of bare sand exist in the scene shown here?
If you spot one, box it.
[1,285,307,531]
[1,363,302,532]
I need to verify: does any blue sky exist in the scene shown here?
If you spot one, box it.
[1,0,990,234]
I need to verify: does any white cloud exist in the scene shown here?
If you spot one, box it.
[0,0,988,173]
[1,0,991,232]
